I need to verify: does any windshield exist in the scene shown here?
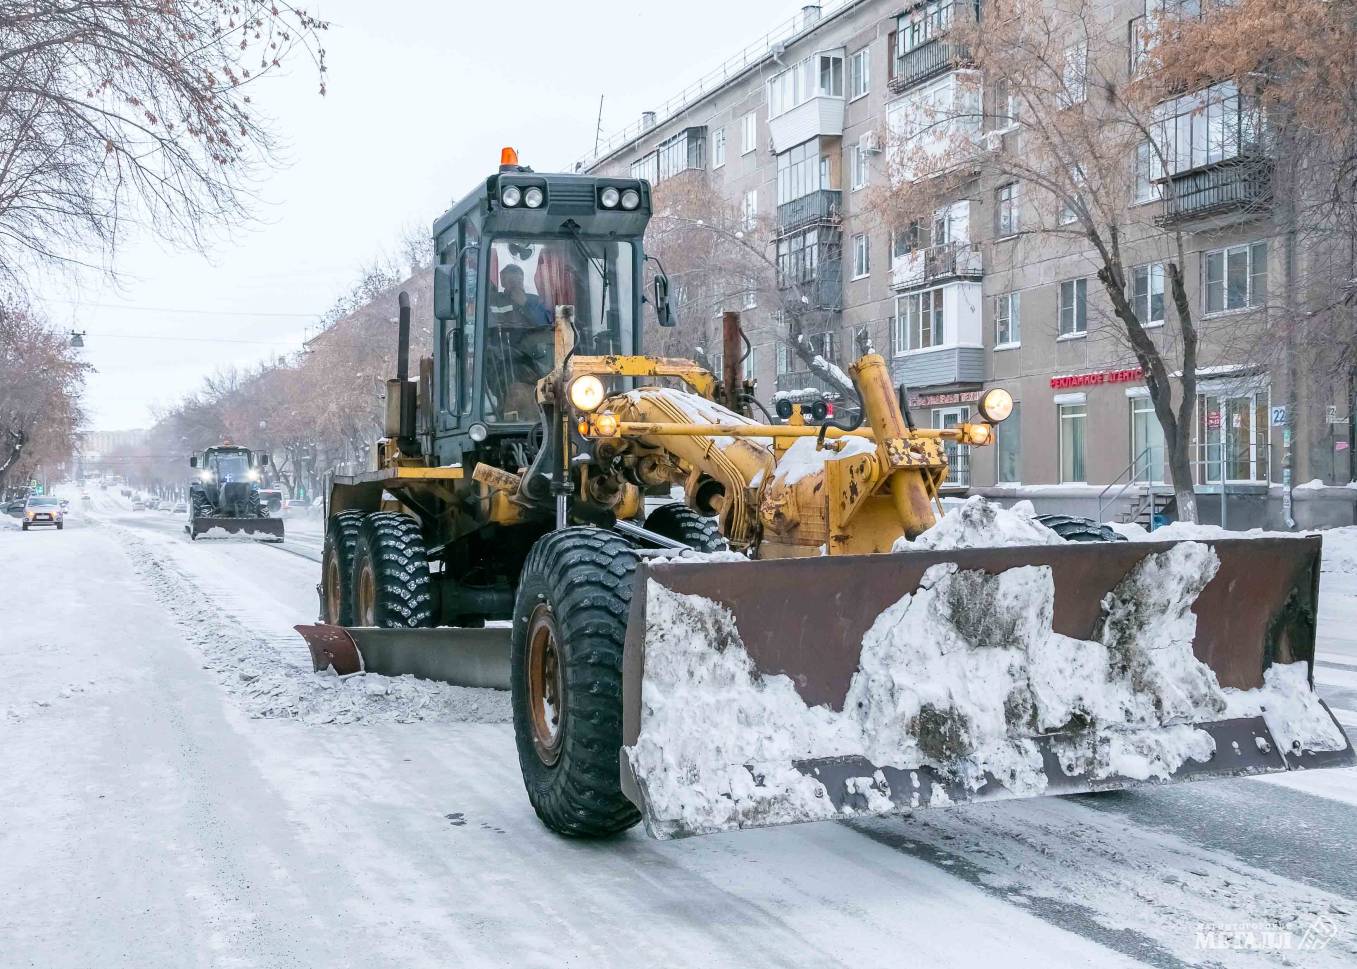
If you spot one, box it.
[28,496,58,506]
[210,453,252,481]
[479,237,635,424]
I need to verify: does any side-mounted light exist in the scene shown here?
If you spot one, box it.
[569,375,606,412]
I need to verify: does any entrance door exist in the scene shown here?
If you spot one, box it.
[934,406,970,486]
[1197,391,1270,483]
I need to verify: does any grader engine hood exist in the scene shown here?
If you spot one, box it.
[618,536,1353,839]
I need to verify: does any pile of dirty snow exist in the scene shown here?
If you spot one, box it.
[894,494,1062,551]
[627,504,1346,836]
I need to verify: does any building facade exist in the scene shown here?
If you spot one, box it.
[581,0,1355,527]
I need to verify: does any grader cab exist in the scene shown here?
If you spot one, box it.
[297,151,1353,841]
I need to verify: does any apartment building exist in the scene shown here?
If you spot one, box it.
[581,0,1355,527]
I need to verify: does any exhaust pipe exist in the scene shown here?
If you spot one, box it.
[395,291,418,453]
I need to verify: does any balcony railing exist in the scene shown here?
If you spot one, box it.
[775,369,846,397]
[891,242,983,290]
[776,189,842,231]
[1157,158,1273,225]
[779,259,843,312]
[890,40,971,94]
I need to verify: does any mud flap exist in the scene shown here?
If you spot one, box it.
[618,537,1357,839]
[295,623,511,690]
[186,516,285,542]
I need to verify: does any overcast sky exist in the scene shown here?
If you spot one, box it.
[60,0,794,430]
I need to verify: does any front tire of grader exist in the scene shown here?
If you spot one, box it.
[643,502,728,552]
[349,512,435,628]
[321,510,366,625]
[511,527,641,838]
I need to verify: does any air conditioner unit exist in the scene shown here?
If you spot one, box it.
[858,130,883,154]
[983,129,1006,151]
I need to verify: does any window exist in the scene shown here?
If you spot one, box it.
[1204,241,1267,314]
[1059,402,1087,482]
[776,139,826,205]
[768,53,844,118]
[803,330,838,362]
[741,189,759,230]
[850,47,871,100]
[1196,388,1270,483]
[1134,141,1164,202]
[896,1,955,56]
[1059,165,1083,225]
[712,128,726,169]
[1130,396,1166,482]
[458,220,481,415]
[629,152,659,185]
[997,402,1022,483]
[776,342,790,375]
[852,233,870,279]
[776,227,820,286]
[819,54,844,98]
[851,145,869,191]
[741,112,757,154]
[995,292,1021,346]
[1131,263,1165,325]
[742,347,757,381]
[896,288,945,351]
[995,182,1019,236]
[1152,82,1261,178]
[1059,43,1087,107]
[1059,278,1087,337]
[743,277,758,310]
[993,76,1018,127]
[852,324,871,356]
[656,128,706,182]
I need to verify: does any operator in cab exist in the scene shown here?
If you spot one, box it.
[490,264,552,328]
[486,262,555,421]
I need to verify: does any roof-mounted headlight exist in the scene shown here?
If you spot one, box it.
[501,185,522,207]
[620,188,641,210]
[524,187,544,208]
[599,187,620,209]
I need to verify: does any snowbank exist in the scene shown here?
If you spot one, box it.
[627,510,1346,835]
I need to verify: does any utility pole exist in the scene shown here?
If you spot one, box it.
[594,95,605,155]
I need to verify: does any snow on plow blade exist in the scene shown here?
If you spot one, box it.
[186,516,285,542]
[619,537,1355,840]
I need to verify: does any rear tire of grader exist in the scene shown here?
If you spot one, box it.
[511,527,641,838]
[644,502,727,553]
[349,512,435,628]
[321,511,365,625]
[1035,514,1128,543]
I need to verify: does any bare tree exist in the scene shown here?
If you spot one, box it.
[880,0,1213,520]
[0,1,328,286]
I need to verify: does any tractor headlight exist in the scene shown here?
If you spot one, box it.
[593,413,619,437]
[620,188,641,210]
[599,187,620,209]
[468,422,488,443]
[569,375,605,412]
[245,469,260,481]
[501,185,522,207]
[977,388,1014,423]
[199,471,214,482]
[966,423,992,445]
[524,187,545,208]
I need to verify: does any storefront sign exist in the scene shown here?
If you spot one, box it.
[909,390,983,408]
[1049,368,1144,390]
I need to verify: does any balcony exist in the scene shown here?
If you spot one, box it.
[768,96,845,154]
[777,190,842,232]
[891,242,982,290]
[775,369,846,397]
[779,260,843,313]
[890,40,971,94]
[1157,158,1273,226]
[894,346,986,390]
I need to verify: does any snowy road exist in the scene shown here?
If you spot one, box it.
[4,490,1357,968]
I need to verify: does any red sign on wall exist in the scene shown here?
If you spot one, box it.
[1049,368,1145,390]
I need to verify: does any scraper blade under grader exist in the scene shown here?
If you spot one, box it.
[186,515,285,542]
[618,536,1355,839]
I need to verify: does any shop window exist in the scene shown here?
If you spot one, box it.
[1195,389,1270,483]
[1130,396,1166,482]
[997,402,1022,483]
[1059,402,1087,482]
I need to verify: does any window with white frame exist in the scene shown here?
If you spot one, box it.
[741,112,757,154]
[1059,165,1084,225]
[993,75,1018,127]
[629,153,659,184]
[776,342,790,375]
[804,330,837,362]
[896,288,945,351]
[712,127,726,168]
[1059,278,1087,336]
[1134,141,1164,202]
[851,145,869,190]
[1059,401,1087,482]
[896,1,955,56]
[995,291,1021,346]
[1152,82,1261,178]
[777,139,826,205]
[1059,43,1087,107]
[742,346,757,381]
[741,189,758,229]
[996,182,1019,236]
[743,276,758,310]
[852,233,870,279]
[850,47,870,100]
[1204,241,1267,314]
[768,53,844,118]
[1131,263,1165,325]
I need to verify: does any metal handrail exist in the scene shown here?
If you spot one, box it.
[1097,446,1164,522]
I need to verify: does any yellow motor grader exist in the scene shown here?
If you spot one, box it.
[297,152,1353,840]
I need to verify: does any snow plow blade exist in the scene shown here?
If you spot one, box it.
[619,536,1355,840]
[295,623,511,690]
[186,516,285,542]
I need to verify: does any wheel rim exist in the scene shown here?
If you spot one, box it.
[526,603,565,767]
[356,557,376,626]
[324,551,342,625]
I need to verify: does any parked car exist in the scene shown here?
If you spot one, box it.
[172,501,187,514]
[4,498,26,518]
[283,499,309,516]
[131,499,146,511]
[22,495,63,530]
[147,497,161,510]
